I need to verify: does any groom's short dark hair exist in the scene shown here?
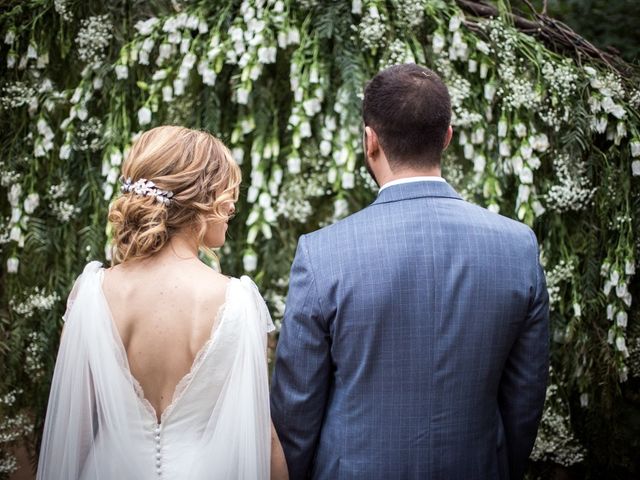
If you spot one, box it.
[363,63,451,170]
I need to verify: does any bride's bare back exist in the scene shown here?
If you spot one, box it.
[102,249,230,421]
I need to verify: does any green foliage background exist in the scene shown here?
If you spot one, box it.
[0,0,639,477]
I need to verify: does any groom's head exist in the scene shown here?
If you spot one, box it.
[362,64,452,173]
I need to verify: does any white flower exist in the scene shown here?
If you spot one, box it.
[288,28,300,45]
[615,336,627,354]
[616,282,628,299]
[572,303,581,317]
[139,50,149,65]
[473,154,486,172]
[610,270,620,285]
[264,207,277,223]
[432,33,445,54]
[7,257,19,273]
[243,252,258,272]
[135,17,159,36]
[60,144,72,160]
[342,172,355,189]
[334,148,348,166]
[463,143,474,160]
[10,226,22,242]
[514,123,527,138]
[257,46,277,64]
[517,185,530,204]
[611,104,626,119]
[232,147,244,164]
[471,128,484,144]
[498,119,507,138]
[625,260,636,275]
[288,156,301,174]
[157,43,173,64]
[483,83,496,102]
[631,140,640,157]
[480,63,488,79]
[27,42,38,59]
[519,166,533,184]
[4,29,15,45]
[141,37,155,53]
[616,311,628,328]
[487,203,500,214]
[186,14,199,30]
[448,14,462,32]
[303,99,321,116]
[499,141,511,157]
[11,207,21,223]
[23,193,40,214]
[237,88,249,105]
[580,393,589,407]
[607,304,614,320]
[247,186,259,203]
[351,0,362,14]
[115,65,128,79]
[162,85,173,103]
[8,184,22,206]
[137,107,152,126]
[603,280,613,295]
[520,143,533,160]
[258,192,271,209]
[632,160,640,176]
[173,78,185,96]
[77,107,88,121]
[531,200,545,217]
[320,140,332,157]
[201,68,216,86]
[476,40,490,54]
[299,122,312,138]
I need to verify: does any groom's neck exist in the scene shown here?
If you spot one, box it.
[377,165,443,189]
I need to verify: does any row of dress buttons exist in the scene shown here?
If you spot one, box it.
[155,425,162,476]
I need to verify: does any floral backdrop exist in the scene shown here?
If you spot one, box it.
[1,0,639,477]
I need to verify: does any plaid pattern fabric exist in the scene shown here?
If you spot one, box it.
[271,181,549,480]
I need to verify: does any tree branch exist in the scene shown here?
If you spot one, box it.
[454,0,637,78]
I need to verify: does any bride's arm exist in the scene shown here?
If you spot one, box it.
[270,420,288,480]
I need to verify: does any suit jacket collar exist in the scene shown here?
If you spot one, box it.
[372,180,463,205]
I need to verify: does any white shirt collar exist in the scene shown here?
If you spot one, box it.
[378,176,446,193]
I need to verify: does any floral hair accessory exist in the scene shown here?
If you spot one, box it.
[120,176,174,205]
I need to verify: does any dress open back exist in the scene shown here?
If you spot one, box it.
[37,261,274,480]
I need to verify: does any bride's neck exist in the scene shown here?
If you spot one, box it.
[157,235,200,262]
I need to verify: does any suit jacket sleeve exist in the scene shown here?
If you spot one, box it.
[270,234,332,479]
[498,230,550,480]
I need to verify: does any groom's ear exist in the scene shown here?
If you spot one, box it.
[364,126,380,159]
[442,125,453,151]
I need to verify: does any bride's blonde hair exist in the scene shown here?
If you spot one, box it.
[108,126,241,265]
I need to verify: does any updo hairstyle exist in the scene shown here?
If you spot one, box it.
[108,126,241,265]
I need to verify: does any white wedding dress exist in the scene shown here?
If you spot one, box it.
[37,261,274,479]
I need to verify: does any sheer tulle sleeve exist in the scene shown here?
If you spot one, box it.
[240,275,276,334]
[38,262,149,480]
[62,273,83,322]
[185,277,273,479]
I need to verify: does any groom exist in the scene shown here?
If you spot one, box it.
[270,63,549,480]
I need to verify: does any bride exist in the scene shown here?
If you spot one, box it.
[37,126,288,479]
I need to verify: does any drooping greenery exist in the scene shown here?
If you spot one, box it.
[0,0,638,477]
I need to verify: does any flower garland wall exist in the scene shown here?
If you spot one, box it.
[0,0,639,476]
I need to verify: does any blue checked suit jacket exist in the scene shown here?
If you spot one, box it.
[270,181,549,480]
